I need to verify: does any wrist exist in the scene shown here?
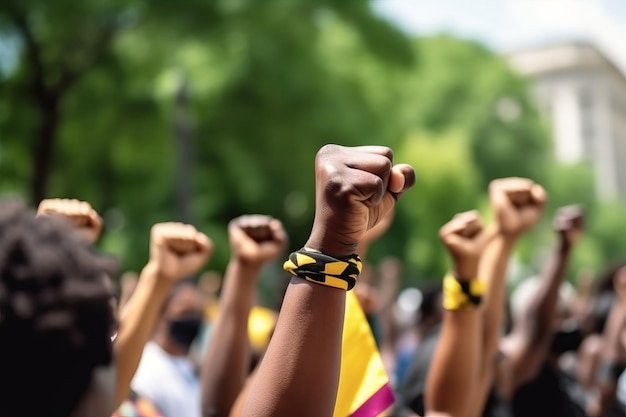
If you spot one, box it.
[140,262,175,293]
[305,232,357,259]
[453,259,479,281]
[557,238,573,253]
[227,258,263,284]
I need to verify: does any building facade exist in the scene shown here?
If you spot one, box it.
[508,42,626,199]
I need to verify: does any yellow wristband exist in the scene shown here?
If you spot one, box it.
[442,274,485,310]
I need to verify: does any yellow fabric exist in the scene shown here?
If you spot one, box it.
[206,304,276,352]
[248,306,277,352]
[333,291,392,417]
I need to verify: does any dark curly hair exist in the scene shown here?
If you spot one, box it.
[0,199,116,417]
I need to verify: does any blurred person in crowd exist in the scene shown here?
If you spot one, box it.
[497,206,585,417]
[201,214,287,417]
[394,283,443,388]
[0,199,116,417]
[131,279,205,417]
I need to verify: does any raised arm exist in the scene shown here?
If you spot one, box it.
[114,223,212,407]
[426,210,489,417]
[592,272,626,416]
[470,178,546,415]
[201,215,287,417]
[500,206,583,395]
[242,145,415,417]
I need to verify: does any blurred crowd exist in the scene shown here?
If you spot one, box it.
[2,144,626,417]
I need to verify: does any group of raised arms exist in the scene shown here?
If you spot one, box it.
[1,144,626,417]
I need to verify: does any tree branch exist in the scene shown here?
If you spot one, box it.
[8,7,49,103]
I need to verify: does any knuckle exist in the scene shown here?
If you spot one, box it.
[380,147,393,161]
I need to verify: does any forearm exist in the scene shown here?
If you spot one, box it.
[597,303,626,414]
[479,234,515,365]
[242,278,346,417]
[471,234,514,411]
[426,307,480,417]
[113,263,172,407]
[520,243,571,344]
[202,260,259,417]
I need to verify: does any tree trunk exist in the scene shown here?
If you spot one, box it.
[174,76,194,224]
[31,100,59,204]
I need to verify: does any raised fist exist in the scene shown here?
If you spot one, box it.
[228,215,287,266]
[149,223,213,281]
[37,198,102,244]
[553,205,584,247]
[439,210,488,280]
[489,177,546,238]
[306,145,415,258]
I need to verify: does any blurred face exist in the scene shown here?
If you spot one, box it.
[160,284,204,354]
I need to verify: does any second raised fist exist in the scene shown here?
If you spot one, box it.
[150,223,213,281]
[229,215,287,266]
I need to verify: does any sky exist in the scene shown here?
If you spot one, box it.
[373,0,626,73]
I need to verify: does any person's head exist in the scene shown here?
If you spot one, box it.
[511,276,581,355]
[594,260,626,295]
[155,279,204,356]
[416,283,443,330]
[511,276,577,326]
[0,200,116,417]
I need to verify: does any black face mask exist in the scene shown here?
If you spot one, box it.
[551,325,583,355]
[169,316,202,350]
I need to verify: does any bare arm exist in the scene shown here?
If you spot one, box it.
[469,179,546,416]
[500,206,582,397]
[242,145,415,417]
[201,216,286,417]
[426,211,488,417]
[594,285,626,416]
[500,244,570,392]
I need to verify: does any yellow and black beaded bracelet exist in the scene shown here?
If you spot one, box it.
[283,248,362,291]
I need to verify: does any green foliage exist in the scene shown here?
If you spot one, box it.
[394,131,480,280]
[2,1,622,289]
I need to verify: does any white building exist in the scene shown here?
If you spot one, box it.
[508,42,626,199]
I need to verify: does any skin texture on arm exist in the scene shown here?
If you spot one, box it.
[201,215,287,417]
[468,179,546,416]
[242,145,415,417]
[426,211,490,417]
[500,206,583,397]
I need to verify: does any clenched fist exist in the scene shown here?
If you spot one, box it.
[229,215,288,266]
[37,198,103,244]
[150,223,213,281]
[439,210,489,280]
[553,205,584,248]
[489,177,546,239]
[306,145,415,258]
